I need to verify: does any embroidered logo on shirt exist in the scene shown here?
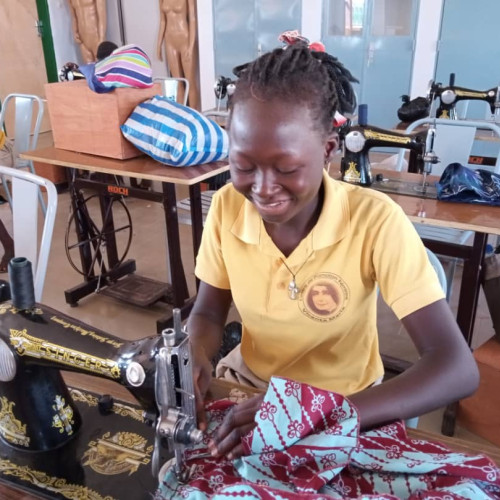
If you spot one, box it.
[299,273,349,322]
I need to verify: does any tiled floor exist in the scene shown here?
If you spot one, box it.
[1,137,498,454]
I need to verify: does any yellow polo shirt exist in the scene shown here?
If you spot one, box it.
[195,171,444,395]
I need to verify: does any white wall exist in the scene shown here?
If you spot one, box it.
[410,0,443,98]
[301,0,322,45]
[119,0,168,78]
[47,0,83,69]
[106,0,124,47]
[196,1,216,110]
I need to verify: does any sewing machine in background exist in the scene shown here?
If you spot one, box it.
[214,75,236,109]
[340,104,439,194]
[0,258,202,498]
[428,73,500,121]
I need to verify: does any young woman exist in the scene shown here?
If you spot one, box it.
[187,45,479,461]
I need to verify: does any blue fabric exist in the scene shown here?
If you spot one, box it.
[120,96,229,167]
[437,162,500,206]
[78,63,113,94]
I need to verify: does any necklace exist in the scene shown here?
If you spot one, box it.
[280,251,314,300]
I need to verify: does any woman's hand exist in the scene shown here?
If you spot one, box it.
[208,393,265,460]
[191,342,213,431]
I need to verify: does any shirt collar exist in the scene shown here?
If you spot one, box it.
[230,170,350,254]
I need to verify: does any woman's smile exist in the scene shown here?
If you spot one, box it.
[250,197,293,217]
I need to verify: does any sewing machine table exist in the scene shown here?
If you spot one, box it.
[20,147,229,331]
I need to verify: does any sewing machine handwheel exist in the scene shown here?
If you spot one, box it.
[65,194,133,278]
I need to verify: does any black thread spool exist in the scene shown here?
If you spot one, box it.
[8,257,35,310]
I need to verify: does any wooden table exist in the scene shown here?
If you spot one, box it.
[1,375,499,500]
[370,169,500,346]
[20,147,229,331]
[367,169,500,435]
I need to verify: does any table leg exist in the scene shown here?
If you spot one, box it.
[97,175,120,267]
[161,182,189,308]
[66,168,95,280]
[189,184,203,257]
[189,184,203,291]
[456,232,487,345]
[441,231,487,436]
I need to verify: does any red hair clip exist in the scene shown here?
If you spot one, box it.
[333,111,347,127]
[308,41,325,52]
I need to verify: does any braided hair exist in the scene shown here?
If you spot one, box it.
[229,45,358,136]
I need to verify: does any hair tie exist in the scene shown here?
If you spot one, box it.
[308,41,325,52]
[333,111,347,127]
[278,30,309,46]
[278,30,325,53]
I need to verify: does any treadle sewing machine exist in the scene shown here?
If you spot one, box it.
[340,105,439,195]
[428,73,500,120]
[0,258,202,499]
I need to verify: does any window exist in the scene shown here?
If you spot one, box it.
[372,0,413,36]
[328,0,366,36]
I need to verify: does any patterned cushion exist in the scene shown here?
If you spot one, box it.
[121,96,229,167]
[94,44,153,89]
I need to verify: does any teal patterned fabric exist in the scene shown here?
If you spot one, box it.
[156,377,500,499]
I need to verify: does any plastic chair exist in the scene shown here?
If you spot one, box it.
[404,248,448,429]
[425,248,448,294]
[0,93,46,213]
[395,118,500,299]
[153,77,190,106]
[0,165,57,302]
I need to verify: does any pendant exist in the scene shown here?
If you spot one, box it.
[288,279,299,300]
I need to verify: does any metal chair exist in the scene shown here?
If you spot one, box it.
[0,166,57,302]
[0,94,46,213]
[395,118,500,299]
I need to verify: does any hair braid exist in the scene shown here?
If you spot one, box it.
[311,51,359,114]
[230,45,357,136]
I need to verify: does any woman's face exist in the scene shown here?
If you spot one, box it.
[228,98,338,227]
[310,284,337,312]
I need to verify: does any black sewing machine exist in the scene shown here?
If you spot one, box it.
[0,258,201,499]
[214,75,236,104]
[429,73,500,120]
[340,104,438,189]
[58,62,85,82]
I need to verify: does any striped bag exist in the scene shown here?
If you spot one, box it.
[120,95,229,167]
[94,44,154,89]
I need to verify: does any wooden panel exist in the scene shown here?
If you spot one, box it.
[44,81,162,160]
[33,160,66,185]
[0,0,51,134]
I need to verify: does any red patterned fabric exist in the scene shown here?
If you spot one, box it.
[156,377,500,499]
